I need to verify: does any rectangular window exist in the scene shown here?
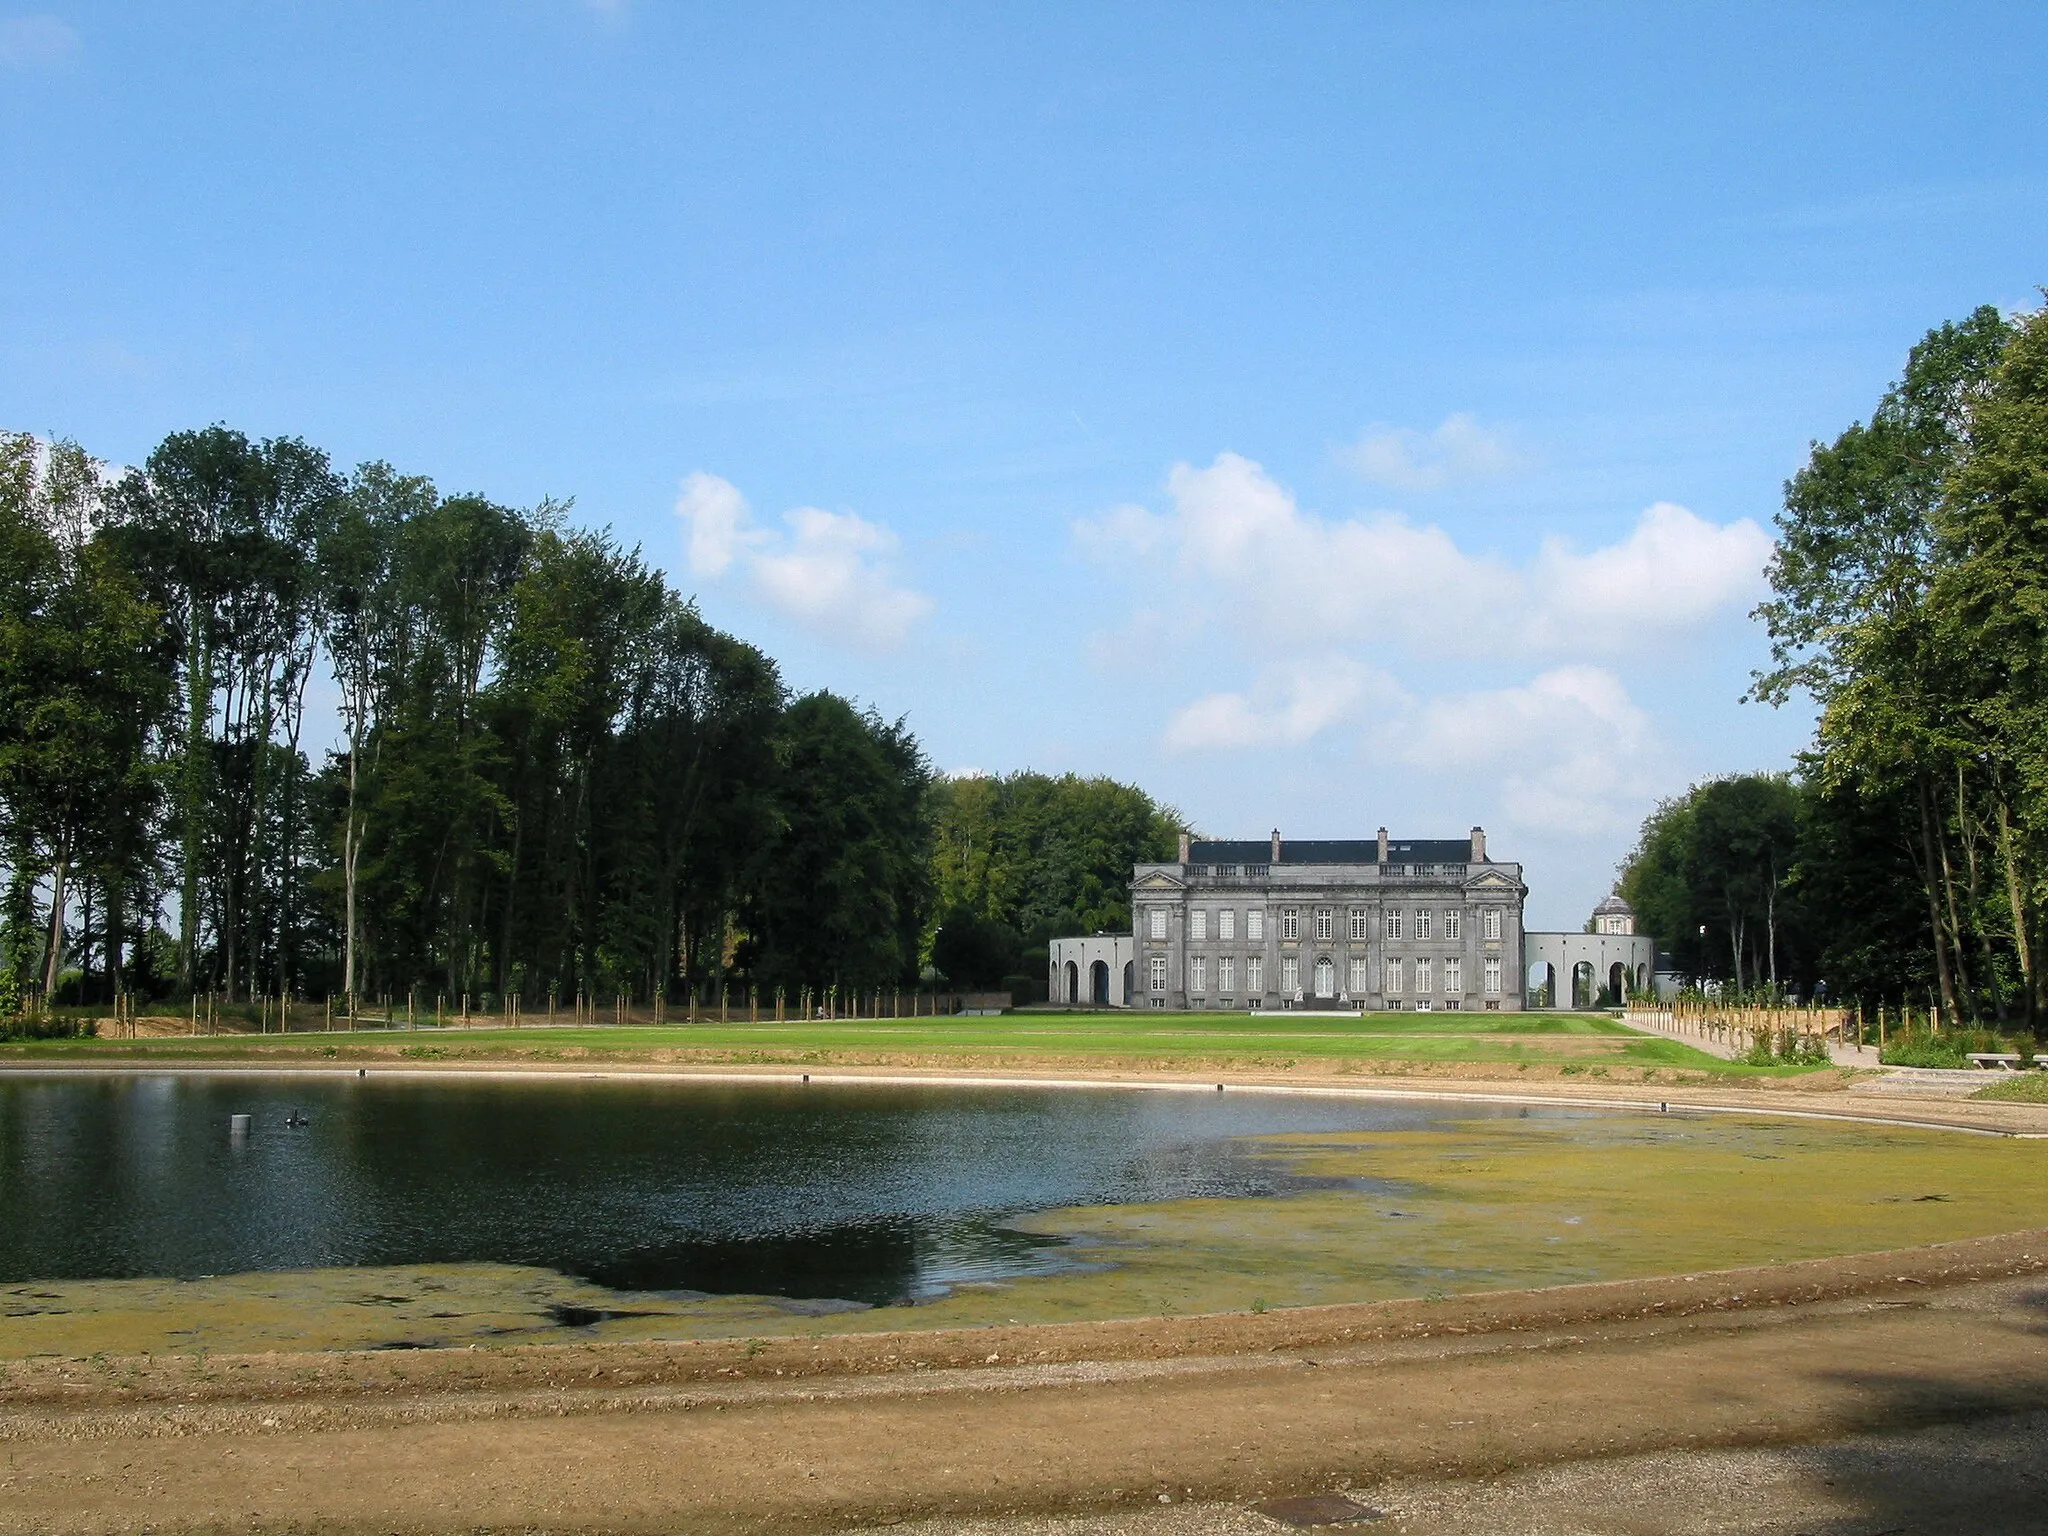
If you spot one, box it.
[1349,907,1369,941]
[1247,908,1265,941]
[1150,955,1168,993]
[1282,955,1300,994]
[1149,908,1168,940]
[1189,909,1207,943]
[1484,957,1502,995]
[1384,957,1403,994]
[1417,909,1432,941]
[1445,958,1463,994]
[1218,956,1235,992]
[1416,957,1433,993]
[1314,907,1333,941]
[1189,956,1206,992]
[1246,955,1263,993]
[1384,910,1403,941]
[1484,909,1501,941]
[1280,907,1299,940]
[1348,956,1370,994]
[1445,909,1462,941]
[1219,909,1235,941]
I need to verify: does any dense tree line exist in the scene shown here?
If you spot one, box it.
[1623,298,2048,1025]
[0,427,933,1011]
[926,772,1182,988]
[1619,771,1927,1006]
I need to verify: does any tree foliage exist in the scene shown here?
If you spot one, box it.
[0,426,942,1007]
[927,770,1182,984]
[1682,295,2048,1022]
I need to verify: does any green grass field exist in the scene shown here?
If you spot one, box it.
[1,1007,1810,1077]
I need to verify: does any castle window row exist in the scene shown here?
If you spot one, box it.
[1151,905,1507,942]
[1167,953,1504,998]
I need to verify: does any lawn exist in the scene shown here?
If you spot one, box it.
[2,1007,1808,1077]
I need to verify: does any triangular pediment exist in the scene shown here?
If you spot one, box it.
[1464,869,1520,890]
[1133,871,1185,891]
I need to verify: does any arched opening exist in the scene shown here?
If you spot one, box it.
[1063,959,1079,1005]
[1605,961,1627,1006]
[1571,961,1595,1009]
[1090,959,1110,1005]
[1313,956,1335,998]
[1122,961,1134,1005]
[1527,961,1554,1008]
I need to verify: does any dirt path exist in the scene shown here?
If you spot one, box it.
[3,1230,2046,1534]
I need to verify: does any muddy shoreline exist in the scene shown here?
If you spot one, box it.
[3,1225,2044,1417]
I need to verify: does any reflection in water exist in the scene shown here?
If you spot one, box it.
[0,1075,1554,1305]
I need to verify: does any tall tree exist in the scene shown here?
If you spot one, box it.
[0,435,171,1003]
[1931,300,2048,1021]
[322,462,423,1010]
[1753,305,2015,1021]
[748,695,933,994]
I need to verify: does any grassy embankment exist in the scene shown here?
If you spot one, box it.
[0,1008,1815,1079]
[1972,1072,2048,1103]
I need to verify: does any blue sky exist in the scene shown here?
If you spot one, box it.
[4,2,2045,926]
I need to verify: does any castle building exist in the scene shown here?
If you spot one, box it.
[1053,827,1529,1010]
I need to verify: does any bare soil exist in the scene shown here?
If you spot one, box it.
[3,1229,2047,1532]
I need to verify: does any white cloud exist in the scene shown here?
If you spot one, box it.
[1529,501,1774,645]
[1076,451,1770,656]
[674,473,932,653]
[675,471,758,577]
[1399,667,1660,835]
[1075,452,1506,650]
[1338,413,1525,491]
[752,506,933,652]
[1164,656,1404,753]
[0,15,78,68]
[1073,449,1769,849]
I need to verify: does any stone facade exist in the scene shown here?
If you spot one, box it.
[1524,894,1656,1008]
[1116,827,1528,1011]
[1048,934,1135,1006]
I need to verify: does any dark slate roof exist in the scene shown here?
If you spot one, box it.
[1187,840,1281,863]
[1188,838,1475,865]
[1383,840,1476,863]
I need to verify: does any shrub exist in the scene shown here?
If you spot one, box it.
[1880,1028,1970,1068]
[1739,1028,1832,1067]
[0,1013,98,1043]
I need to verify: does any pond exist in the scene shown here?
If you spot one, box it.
[0,1072,1558,1306]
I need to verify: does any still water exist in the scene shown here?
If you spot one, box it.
[0,1073,1567,1305]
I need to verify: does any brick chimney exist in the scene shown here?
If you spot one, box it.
[1177,830,1191,863]
[1270,827,1282,863]
[1470,826,1486,863]
[1376,826,1389,863]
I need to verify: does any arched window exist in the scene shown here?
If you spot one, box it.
[1313,956,1335,998]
